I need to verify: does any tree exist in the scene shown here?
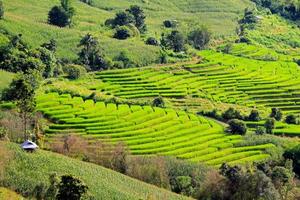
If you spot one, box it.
[285,114,297,124]
[228,119,247,135]
[163,30,185,52]
[56,175,88,200]
[284,145,300,176]
[265,118,275,134]
[0,34,45,73]
[114,51,133,68]
[188,27,211,50]
[146,37,159,46]
[126,5,147,33]
[37,47,58,78]
[4,71,41,140]
[0,1,4,19]
[78,34,107,71]
[222,107,243,121]
[66,64,86,80]
[248,109,260,121]
[255,126,265,135]
[41,39,57,52]
[239,8,258,25]
[152,96,165,108]
[270,108,283,121]
[113,26,132,40]
[113,11,134,27]
[48,0,75,27]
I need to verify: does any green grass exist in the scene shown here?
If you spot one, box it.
[2,142,189,200]
[0,0,253,65]
[36,93,273,166]
[0,70,14,92]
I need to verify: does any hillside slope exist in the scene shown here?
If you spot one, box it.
[0,0,253,64]
[2,142,189,200]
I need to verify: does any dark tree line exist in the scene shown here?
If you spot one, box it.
[252,0,300,21]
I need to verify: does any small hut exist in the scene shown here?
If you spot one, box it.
[21,140,38,152]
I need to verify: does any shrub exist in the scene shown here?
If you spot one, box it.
[146,37,159,46]
[265,118,275,134]
[152,96,165,108]
[285,114,297,124]
[66,64,86,80]
[270,108,282,121]
[56,175,88,200]
[248,109,260,121]
[126,5,147,33]
[162,30,185,52]
[255,126,265,135]
[284,145,300,176]
[113,26,132,40]
[0,1,4,19]
[163,20,178,28]
[228,119,247,135]
[80,0,93,5]
[222,107,243,121]
[126,156,170,189]
[114,51,133,68]
[188,27,211,50]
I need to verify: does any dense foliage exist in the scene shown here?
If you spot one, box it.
[48,0,75,27]
[252,0,300,21]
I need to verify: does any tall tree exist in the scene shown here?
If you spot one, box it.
[48,0,75,27]
[188,26,211,50]
[4,70,41,140]
[78,33,106,71]
[126,5,147,33]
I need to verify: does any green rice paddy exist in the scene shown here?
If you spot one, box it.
[36,93,274,167]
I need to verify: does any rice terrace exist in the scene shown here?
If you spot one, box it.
[0,0,300,199]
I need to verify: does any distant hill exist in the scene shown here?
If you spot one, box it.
[2,142,189,200]
[0,0,253,65]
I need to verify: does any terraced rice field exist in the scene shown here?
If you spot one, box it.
[37,93,274,167]
[246,121,300,137]
[91,50,300,114]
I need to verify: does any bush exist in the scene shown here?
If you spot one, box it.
[163,20,178,28]
[56,175,88,200]
[270,108,282,121]
[248,109,260,121]
[66,64,86,80]
[146,37,159,46]
[265,118,275,134]
[255,126,265,135]
[222,107,243,121]
[152,96,165,108]
[114,51,133,68]
[162,30,185,52]
[228,119,247,135]
[284,145,300,176]
[285,114,297,124]
[188,27,211,50]
[113,26,132,40]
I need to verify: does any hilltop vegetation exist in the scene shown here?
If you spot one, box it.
[0,0,253,66]
[0,142,189,200]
